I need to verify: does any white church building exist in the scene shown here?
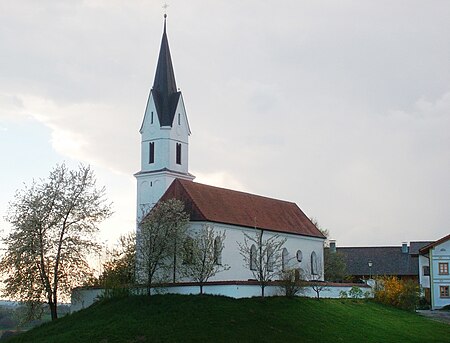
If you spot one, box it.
[134,16,325,286]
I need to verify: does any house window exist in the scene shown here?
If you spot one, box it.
[423,266,430,276]
[250,244,257,271]
[296,250,303,262]
[213,237,222,265]
[439,263,449,275]
[267,247,274,272]
[282,248,288,272]
[178,113,181,125]
[311,251,317,275]
[149,142,155,164]
[176,143,181,165]
[440,286,449,298]
[151,111,154,124]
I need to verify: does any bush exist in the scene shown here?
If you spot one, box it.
[278,269,305,297]
[339,290,348,299]
[349,286,363,299]
[374,277,419,311]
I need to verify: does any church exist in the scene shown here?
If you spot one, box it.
[135,16,325,287]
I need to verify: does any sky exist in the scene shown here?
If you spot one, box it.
[0,0,449,248]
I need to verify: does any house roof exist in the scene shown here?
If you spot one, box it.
[334,245,427,276]
[158,179,325,239]
[419,233,450,254]
[151,17,181,127]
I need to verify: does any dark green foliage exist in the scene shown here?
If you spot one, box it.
[7,295,449,343]
[324,249,347,282]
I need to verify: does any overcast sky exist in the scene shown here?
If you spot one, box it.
[0,1,449,247]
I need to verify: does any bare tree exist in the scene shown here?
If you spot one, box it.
[0,163,112,320]
[137,199,189,295]
[278,268,307,297]
[181,225,230,294]
[237,230,286,297]
[304,254,327,299]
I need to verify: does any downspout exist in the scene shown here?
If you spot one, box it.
[429,249,434,310]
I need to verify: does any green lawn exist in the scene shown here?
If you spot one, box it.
[8,295,450,343]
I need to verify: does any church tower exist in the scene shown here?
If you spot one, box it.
[135,16,194,222]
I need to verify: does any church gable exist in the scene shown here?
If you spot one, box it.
[159,179,325,239]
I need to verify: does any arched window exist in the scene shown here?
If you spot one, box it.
[311,251,317,275]
[183,237,194,265]
[213,236,222,265]
[296,250,303,262]
[282,248,289,271]
[267,247,274,272]
[250,244,257,271]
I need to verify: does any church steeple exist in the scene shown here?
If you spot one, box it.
[152,15,181,127]
[135,15,194,220]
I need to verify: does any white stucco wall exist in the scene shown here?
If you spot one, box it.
[186,221,325,283]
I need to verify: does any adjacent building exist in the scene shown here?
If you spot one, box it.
[419,234,450,310]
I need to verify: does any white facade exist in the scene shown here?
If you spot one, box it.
[135,91,194,221]
[185,222,324,282]
[419,237,450,310]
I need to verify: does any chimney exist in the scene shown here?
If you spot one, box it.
[329,240,336,253]
[402,242,409,254]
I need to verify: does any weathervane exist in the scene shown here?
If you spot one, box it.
[163,3,169,18]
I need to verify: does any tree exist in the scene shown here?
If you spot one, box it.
[304,254,327,299]
[181,225,230,294]
[137,199,189,295]
[237,230,286,297]
[0,163,112,320]
[98,232,136,297]
[310,217,329,247]
[324,248,347,282]
[278,268,306,297]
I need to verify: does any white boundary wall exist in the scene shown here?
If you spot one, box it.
[71,283,372,312]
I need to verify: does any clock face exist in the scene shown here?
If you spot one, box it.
[296,250,302,262]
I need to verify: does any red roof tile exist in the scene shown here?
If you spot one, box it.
[159,179,325,238]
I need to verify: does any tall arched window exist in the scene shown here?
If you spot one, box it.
[282,248,289,271]
[250,244,257,271]
[311,251,317,275]
[213,236,222,265]
[267,247,274,272]
[183,237,194,265]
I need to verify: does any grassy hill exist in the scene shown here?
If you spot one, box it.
[7,295,450,343]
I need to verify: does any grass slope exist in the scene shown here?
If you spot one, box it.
[9,295,450,343]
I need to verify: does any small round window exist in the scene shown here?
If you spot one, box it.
[296,250,303,262]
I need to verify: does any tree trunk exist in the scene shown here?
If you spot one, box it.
[200,284,203,295]
[49,301,58,321]
[261,285,265,297]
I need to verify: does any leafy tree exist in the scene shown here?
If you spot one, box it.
[181,225,230,294]
[137,199,189,295]
[324,248,347,282]
[374,276,419,311]
[98,232,136,297]
[0,163,112,320]
[237,230,286,297]
[310,217,329,247]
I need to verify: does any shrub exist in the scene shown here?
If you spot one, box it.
[349,286,363,299]
[278,269,305,297]
[374,277,419,311]
[339,290,348,298]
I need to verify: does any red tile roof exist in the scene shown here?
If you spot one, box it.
[159,179,325,239]
[419,233,450,254]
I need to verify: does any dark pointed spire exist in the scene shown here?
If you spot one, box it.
[152,15,180,127]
